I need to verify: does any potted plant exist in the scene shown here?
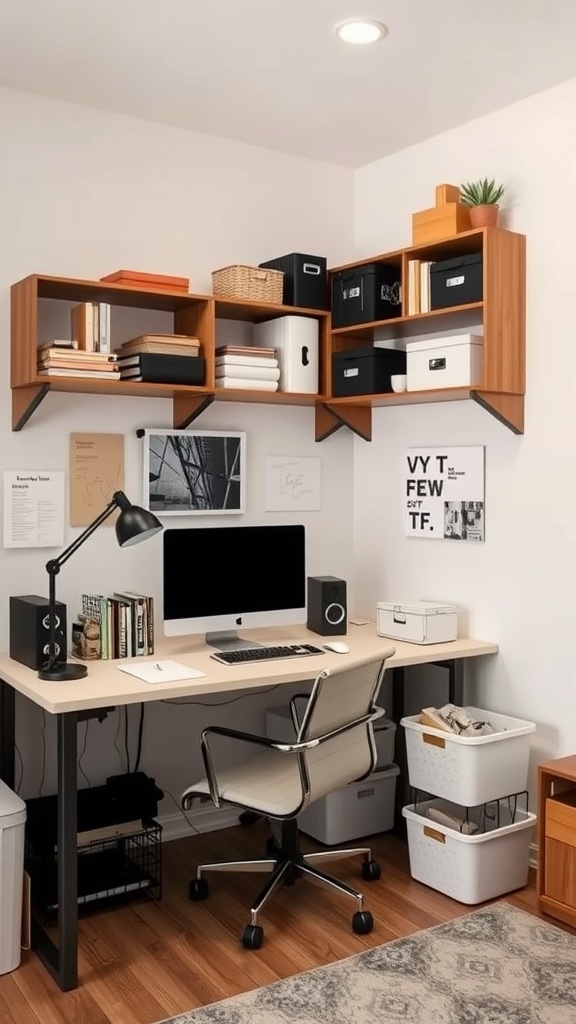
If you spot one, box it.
[459,178,505,228]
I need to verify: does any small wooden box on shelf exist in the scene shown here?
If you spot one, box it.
[537,754,576,929]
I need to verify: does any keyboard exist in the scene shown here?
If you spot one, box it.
[211,643,325,665]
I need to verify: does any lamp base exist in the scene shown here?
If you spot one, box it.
[38,662,88,681]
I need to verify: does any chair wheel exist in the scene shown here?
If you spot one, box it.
[189,877,209,901]
[241,924,264,949]
[352,910,374,935]
[362,859,381,882]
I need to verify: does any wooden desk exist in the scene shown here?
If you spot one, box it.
[0,623,497,990]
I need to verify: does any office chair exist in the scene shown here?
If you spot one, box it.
[182,647,395,948]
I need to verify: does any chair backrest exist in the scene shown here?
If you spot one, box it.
[294,647,395,809]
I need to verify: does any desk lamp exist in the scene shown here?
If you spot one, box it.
[39,490,163,682]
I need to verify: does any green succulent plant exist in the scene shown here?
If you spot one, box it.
[460,178,505,207]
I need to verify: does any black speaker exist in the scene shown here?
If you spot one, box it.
[9,594,67,671]
[306,576,347,636]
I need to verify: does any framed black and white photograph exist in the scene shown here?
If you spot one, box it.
[143,429,245,515]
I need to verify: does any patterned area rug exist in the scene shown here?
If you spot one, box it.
[155,903,576,1024]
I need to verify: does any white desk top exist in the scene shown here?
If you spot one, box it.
[0,623,498,715]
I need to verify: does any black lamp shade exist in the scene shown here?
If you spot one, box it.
[116,505,163,547]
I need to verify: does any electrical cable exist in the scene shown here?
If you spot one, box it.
[124,706,131,774]
[14,743,24,794]
[133,703,145,773]
[160,684,283,708]
[162,787,202,836]
[77,720,91,789]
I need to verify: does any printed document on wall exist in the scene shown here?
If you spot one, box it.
[3,470,65,548]
[404,446,485,542]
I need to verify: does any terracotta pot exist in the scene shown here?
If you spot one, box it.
[469,204,499,228]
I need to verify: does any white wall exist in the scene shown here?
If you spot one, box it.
[353,77,576,785]
[0,88,356,817]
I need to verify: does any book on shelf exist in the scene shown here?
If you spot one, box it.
[71,301,111,353]
[38,367,121,380]
[215,363,280,382]
[118,353,205,385]
[38,348,117,364]
[215,376,279,391]
[39,339,79,350]
[215,354,279,370]
[407,260,434,315]
[118,340,201,357]
[39,357,119,374]
[71,302,97,352]
[216,345,277,358]
[122,333,200,348]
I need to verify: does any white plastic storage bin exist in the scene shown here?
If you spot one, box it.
[401,707,535,806]
[299,764,400,845]
[265,706,396,770]
[403,797,536,904]
[377,601,457,645]
[0,780,26,974]
[406,333,483,391]
[252,315,319,393]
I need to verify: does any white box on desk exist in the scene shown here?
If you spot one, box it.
[377,601,457,645]
[406,333,483,391]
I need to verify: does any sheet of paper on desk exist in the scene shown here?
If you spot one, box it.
[118,660,207,683]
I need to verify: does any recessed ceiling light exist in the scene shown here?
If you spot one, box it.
[335,19,388,45]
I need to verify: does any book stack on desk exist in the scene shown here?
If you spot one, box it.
[73,592,154,660]
[215,345,280,391]
[116,334,205,384]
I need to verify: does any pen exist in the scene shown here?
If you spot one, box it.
[155,663,162,671]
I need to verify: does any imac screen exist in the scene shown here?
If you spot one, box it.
[163,524,306,646]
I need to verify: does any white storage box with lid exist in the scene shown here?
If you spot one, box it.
[299,764,400,845]
[0,779,26,974]
[252,315,319,393]
[402,797,536,904]
[406,333,483,391]
[377,601,457,645]
[401,706,536,806]
[265,706,396,771]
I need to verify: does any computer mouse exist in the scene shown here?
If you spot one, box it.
[323,641,349,654]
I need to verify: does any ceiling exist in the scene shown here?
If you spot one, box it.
[1,0,576,167]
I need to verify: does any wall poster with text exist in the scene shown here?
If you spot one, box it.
[404,446,485,541]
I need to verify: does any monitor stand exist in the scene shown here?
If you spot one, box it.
[205,630,265,653]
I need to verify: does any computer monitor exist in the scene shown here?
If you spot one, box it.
[163,524,306,650]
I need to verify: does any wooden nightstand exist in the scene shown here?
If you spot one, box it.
[538,754,576,928]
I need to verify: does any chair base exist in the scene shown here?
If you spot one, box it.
[190,819,380,938]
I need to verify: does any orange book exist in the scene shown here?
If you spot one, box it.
[100,270,189,292]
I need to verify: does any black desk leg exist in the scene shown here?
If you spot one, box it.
[32,712,79,991]
[0,679,16,789]
[447,659,465,706]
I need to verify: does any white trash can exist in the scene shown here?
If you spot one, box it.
[0,780,26,974]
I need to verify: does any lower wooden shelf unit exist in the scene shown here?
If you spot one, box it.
[537,754,576,929]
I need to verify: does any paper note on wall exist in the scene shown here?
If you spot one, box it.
[265,456,322,511]
[3,470,65,547]
[70,433,124,526]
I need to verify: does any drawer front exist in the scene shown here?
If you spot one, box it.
[544,837,576,905]
[546,795,576,846]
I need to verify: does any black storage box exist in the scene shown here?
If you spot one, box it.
[332,347,407,397]
[332,263,401,328]
[259,252,328,309]
[430,252,483,310]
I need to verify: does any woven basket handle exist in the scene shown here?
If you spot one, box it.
[250,270,269,281]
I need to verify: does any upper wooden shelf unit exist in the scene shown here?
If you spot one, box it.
[10,227,525,437]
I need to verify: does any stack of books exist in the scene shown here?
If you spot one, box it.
[37,340,120,380]
[116,334,204,384]
[73,592,154,661]
[215,345,280,391]
[406,260,435,315]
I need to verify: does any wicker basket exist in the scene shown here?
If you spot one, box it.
[212,264,284,303]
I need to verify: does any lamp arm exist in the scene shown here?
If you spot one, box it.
[45,492,125,576]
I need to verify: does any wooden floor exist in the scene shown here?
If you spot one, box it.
[0,822,568,1024]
